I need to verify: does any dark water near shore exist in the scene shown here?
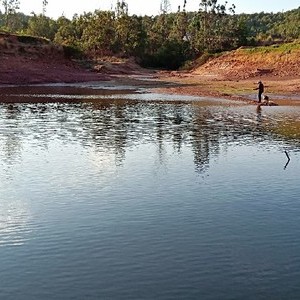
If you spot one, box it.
[0,84,300,299]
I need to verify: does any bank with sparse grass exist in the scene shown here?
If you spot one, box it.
[192,41,300,79]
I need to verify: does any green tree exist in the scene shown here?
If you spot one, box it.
[272,9,300,40]
[160,0,171,14]
[169,1,188,42]
[80,10,116,55]
[189,0,236,52]
[115,0,128,18]
[2,0,20,28]
[42,0,48,16]
[27,13,58,40]
[54,16,75,45]
[114,14,147,56]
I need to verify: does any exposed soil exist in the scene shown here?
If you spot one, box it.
[192,46,300,79]
[155,45,300,105]
[0,33,146,85]
[0,33,299,105]
[156,72,300,106]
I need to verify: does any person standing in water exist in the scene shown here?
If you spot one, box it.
[254,81,264,103]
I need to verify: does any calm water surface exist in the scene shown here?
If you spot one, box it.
[0,84,300,299]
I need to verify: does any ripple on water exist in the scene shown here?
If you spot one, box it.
[0,93,300,299]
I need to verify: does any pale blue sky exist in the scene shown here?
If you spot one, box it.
[15,0,300,19]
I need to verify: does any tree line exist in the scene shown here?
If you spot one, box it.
[0,0,299,69]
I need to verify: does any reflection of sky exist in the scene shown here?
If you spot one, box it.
[0,193,31,247]
[0,141,118,248]
[0,100,300,300]
[0,99,300,250]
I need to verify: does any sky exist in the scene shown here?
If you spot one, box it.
[16,0,300,19]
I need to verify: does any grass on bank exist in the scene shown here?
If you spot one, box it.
[239,40,300,54]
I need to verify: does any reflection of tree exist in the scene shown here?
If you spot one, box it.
[172,108,186,153]
[1,105,23,165]
[1,100,300,175]
[155,105,167,165]
[112,104,127,166]
[191,130,210,173]
[191,109,221,173]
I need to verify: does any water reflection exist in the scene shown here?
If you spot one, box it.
[1,99,300,175]
[284,151,291,170]
[0,198,31,247]
[1,93,300,300]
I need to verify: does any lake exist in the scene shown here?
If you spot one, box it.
[0,82,300,300]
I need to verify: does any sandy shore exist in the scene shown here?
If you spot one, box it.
[154,72,300,106]
[0,64,299,106]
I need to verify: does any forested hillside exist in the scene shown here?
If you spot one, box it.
[0,0,299,69]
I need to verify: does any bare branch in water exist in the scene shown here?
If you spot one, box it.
[284,151,291,170]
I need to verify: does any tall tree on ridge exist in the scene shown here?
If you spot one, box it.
[160,0,171,14]
[42,0,48,16]
[193,0,236,52]
[115,0,128,18]
[2,0,20,27]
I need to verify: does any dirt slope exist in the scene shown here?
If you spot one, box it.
[0,33,146,85]
[1,32,299,100]
[158,42,300,105]
[193,44,300,80]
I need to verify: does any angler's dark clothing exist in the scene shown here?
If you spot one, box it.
[257,82,264,102]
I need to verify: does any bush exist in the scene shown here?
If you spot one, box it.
[16,35,49,45]
[141,40,190,70]
[63,45,84,59]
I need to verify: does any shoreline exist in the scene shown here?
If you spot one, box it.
[154,72,300,106]
[0,70,299,106]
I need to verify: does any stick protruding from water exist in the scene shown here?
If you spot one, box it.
[284,150,290,170]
